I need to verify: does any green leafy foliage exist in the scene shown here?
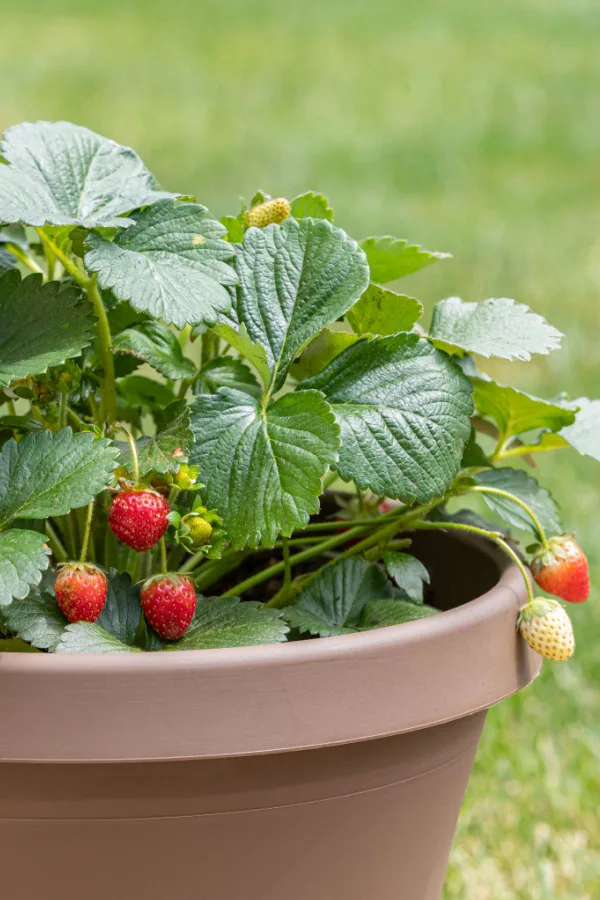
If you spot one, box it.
[169,597,289,649]
[301,333,473,502]
[57,622,142,653]
[472,378,576,444]
[0,121,175,228]
[359,598,438,628]
[0,248,16,274]
[235,218,369,390]
[0,271,93,389]
[189,388,340,547]
[430,297,563,361]
[116,374,175,409]
[347,284,423,336]
[113,321,196,380]
[474,468,562,536]
[214,323,271,388]
[290,191,334,221]
[0,429,117,525]
[559,398,600,462]
[3,570,66,647]
[195,357,261,398]
[290,329,359,380]
[85,200,238,328]
[359,236,450,283]
[383,551,430,603]
[0,530,51,606]
[97,570,143,645]
[116,400,192,475]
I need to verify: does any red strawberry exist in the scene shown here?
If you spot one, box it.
[108,488,170,552]
[55,563,108,623]
[140,574,196,640]
[531,535,590,604]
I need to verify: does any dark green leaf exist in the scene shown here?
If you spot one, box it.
[359,599,438,629]
[0,429,117,525]
[235,218,369,390]
[189,388,340,548]
[168,597,288,649]
[383,551,430,603]
[359,236,450,283]
[300,334,473,502]
[113,321,196,380]
[472,378,576,443]
[56,622,142,653]
[0,529,51,606]
[0,247,16,274]
[117,374,175,409]
[97,569,142,645]
[0,271,93,388]
[85,200,237,328]
[0,121,175,228]
[474,467,562,536]
[430,297,563,361]
[4,570,67,647]
[116,400,192,475]
[290,328,359,380]
[290,192,334,222]
[195,357,261,399]
[347,284,423,336]
[461,428,490,467]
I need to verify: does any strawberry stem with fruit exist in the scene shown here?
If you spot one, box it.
[466,485,550,549]
[79,500,95,564]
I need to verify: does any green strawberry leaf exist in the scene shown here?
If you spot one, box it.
[290,328,359,381]
[4,569,66,646]
[474,467,562,536]
[168,596,288,649]
[290,191,334,222]
[116,374,175,410]
[0,248,16,274]
[189,388,340,548]
[220,214,245,243]
[346,284,423,336]
[0,429,117,525]
[359,236,450,283]
[283,557,396,637]
[235,218,369,390]
[0,529,51,606]
[0,271,94,389]
[56,622,142,653]
[383,551,430,603]
[214,323,272,389]
[0,121,175,228]
[559,398,600,462]
[195,357,261,399]
[359,599,438,629]
[116,399,192,476]
[112,321,196,381]
[85,200,237,328]
[471,378,576,444]
[430,297,563,361]
[97,569,142,645]
[300,333,473,503]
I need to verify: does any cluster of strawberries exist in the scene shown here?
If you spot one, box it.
[54,488,200,641]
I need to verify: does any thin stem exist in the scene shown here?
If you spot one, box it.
[87,276,116,422]
[79,501,95,563]
[179,323,192,348]
[45,521,68,562]
[7,399,17,417]
[159,538,168,575]
[410,519,535,606]
[323,469,339,490]
[57,392,68,430]
[35,228,87,286]
[189,553,250,592]
[6,243,44,275]
[282,537,291,587]
[113,423,140,485]
[467,485,550,548]
[66,406,85,430]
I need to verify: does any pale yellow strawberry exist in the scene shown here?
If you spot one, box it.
[246,198,291,228]
[519,598,575,661]
[185,515,213,547]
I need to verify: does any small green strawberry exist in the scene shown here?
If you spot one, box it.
[246,197,291,229]
[519,598,575,661]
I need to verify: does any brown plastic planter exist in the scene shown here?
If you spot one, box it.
[0,532,541,900]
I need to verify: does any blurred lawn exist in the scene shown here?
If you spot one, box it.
[2,0,600,895]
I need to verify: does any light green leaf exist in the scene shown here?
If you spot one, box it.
[0,530,51,606]
[474,468,562,536]
[189,388,340,548]
[284,558,395,637]
[560,398,600,462]
[383,551,430,603]
[300,334,473,503]
[0,428,118,525]
[0,121,175,228]
[359,599,438,629]
[195,357,261,399]
[0,271,93,389]
[290,191,334,222]
[4,569,66,647]
[56,622,142,653]
[113,321,196,380]
[472,378,576,443]
[116,400,191,476]
[347,283,423,336]
[359,236,450,283]
[220,214,245,243]
[430,296,563,361]
[214,322,271,388]
[97,570,142,645]
[116,374,175,409]
[85,200,237,328]
[168,596,288,649]
[290,328,359,381]
[236,218,369,390]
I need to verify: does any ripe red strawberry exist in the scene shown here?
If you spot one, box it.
[55,563,108,624]
[108,488,170,552]
[531,535,590,604]
[140,574,196,640]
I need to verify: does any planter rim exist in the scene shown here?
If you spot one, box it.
[0,534,542,762]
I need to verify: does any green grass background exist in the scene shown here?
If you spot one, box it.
[1,0,599,895]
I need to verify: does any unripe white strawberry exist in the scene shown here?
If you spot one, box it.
[246,198,291,228]
[519,598,575,661]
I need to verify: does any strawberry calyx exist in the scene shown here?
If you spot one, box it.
[518,597,560,626]
[141,572,190,591]
[56,560,106,576]
[530,533,576,571]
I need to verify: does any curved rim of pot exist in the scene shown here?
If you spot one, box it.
[0,533,542,763]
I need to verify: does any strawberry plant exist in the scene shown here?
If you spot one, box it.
[0,120,596,657]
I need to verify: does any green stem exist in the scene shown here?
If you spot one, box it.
[189,552,250,592]
[410,519,535,606]
[7,399,17,417]
[57,392,68,431]
[79,501,95,563]
[66,406,85,430]
[179,323,192,348]
[323,469,339,490]
[87,277,116,423]
[113,423,140,485]
[159,538,168,575]
[467,485,550,548]
[282,537,291,587]
[35,228,86,285]
[45,521,68,562]
[6,243,44,275]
